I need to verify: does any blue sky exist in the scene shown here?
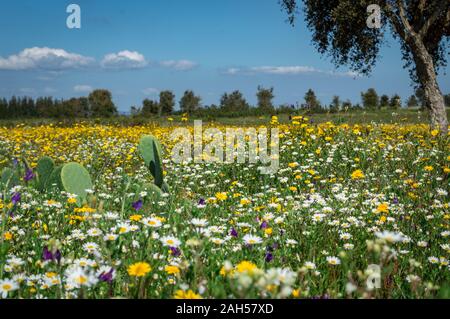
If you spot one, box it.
[0,0,448,112]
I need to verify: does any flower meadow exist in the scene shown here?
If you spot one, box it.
[0,117,449,299]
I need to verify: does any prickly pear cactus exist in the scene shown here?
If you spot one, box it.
[61,163,93,204]
[48,165,63,191]
[36,156,55,191]
[139,135,164,188]
[142,183,162,199]
[1,167,19,190]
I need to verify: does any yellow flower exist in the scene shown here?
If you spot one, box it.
[67,197,77,204]
[127,262,152,277]
[240,198,251,205]
[376,203,389,214]
[215,192,228,201]
[174,289,202,299]
[424,166,433,172]
[265,228,273,235]
[431,129,439,137]
[129,214,142,222]
[165,265,180,275]
[3,232,13,241]
[351,169,365,180]
[235,261,258,275]
[292,289,300,298]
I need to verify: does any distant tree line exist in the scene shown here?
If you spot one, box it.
[1,87,449,120]
[0,89,117,119]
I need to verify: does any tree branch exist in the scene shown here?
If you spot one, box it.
[384,2,408,41]
[396,0,414,34]
[419,1,449,38]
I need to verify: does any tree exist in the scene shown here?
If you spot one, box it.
[256,86,275,113]
[389,94,402,109]
[88,89,117,117]
[444,94,450,107]
[330,95,341,113]
[303,89,321,112]
[141,99,160,116]
[280,0,449,132]
[361,88,379,109]
[159,91,175,115]
[342,100,352,111]
[180,90,201,114]
[220,90,249,112]
[415,87,426,109]
[130,106,141,117]
[380,95,390,108]
[0,98,7,119]
[407,95,419,108]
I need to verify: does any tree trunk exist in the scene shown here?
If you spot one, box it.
[409,37,448,134]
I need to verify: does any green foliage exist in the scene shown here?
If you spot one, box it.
[48,165,63,191]
[444,94,450,107]
[407,95,419,108]
[61,163,93,204]
[180,90,201,114]
[159,91,175,115]
[36,156,55,191]
[142,183,163,200]
[304,89,321,112]
[220,91,249,112]
[389,94,402,109]
[138,135,164,188]
[89,89,117,118]
[330,95,341,113]
[380,95,389,108]
[361,88,379,110]
[141,99,160,116]
[256,86,275,113]
[1,167,19,190]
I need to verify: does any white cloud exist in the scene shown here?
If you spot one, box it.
[251,66,317,74]
[225,65,360,77]
[101,50,148,69]
[160,60,197,71]
[0,47,94,70]
[74,85,93,93]
[142,87,159,96]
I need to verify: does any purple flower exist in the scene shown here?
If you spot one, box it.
[42,246,53,261]
[393,197,399,205]
[260,221,268,229]
[132,199,143,211]
[12,158,18,167]
[23,168,35,182]
[265,252,273,263]
[230,227,238,238]
[198,198,206,206]
[42,246,61,263]
[169,246,181,257]
[99,268,114,283]
[11,192,21,205]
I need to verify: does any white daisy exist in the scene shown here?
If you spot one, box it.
[243,234,263,245]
